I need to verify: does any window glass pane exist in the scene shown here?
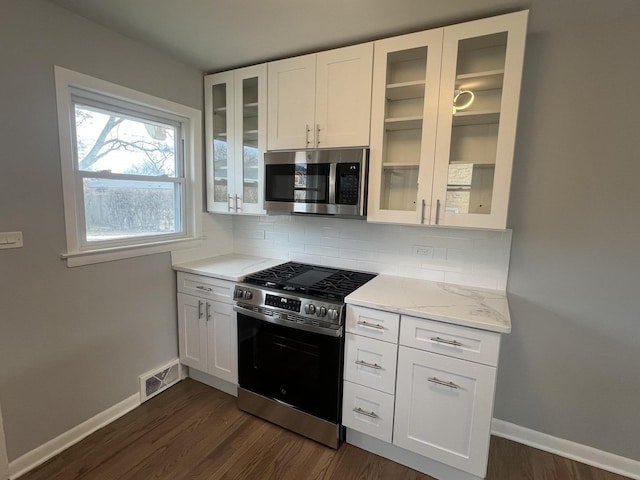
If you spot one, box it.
[75,104,177,176]
[83,178,181,242]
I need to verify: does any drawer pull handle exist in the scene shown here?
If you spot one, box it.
[428,377,460,389]
[430,336,463,347]
[196,285,213,292]
[357,320,385,330]
[355,360,382,370]
[353,407,379,419]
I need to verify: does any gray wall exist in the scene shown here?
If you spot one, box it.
[497,9,640,461]
[0,0,205,461]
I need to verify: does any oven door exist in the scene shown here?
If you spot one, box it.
[237,312,344,424]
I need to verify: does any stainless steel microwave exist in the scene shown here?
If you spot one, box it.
[264,148,369,218]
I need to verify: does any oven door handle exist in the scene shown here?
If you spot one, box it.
[233,304,343,338]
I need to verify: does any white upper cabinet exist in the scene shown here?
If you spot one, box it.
[205,64,267,214]
[268,43,374,150]
[368,29,444,225]
[368,11,528,229]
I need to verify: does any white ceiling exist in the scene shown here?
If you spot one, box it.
[47,0,640,73]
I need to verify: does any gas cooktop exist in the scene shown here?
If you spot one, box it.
[242,262,377,301]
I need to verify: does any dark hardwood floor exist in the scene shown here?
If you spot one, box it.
[20,379,631,480]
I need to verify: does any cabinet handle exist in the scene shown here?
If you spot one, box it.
[196,285,213,292]
[198,300,203,319]
[353,407,379,419]
[228,194,234,212]
[430,336,463,347]
[305,124,311,147]
[316,124,321,147]
[435,199,441,225]
[356,320,385,330]
[421,199,426,224]
[235,194,242,212]
[428,376,460,389]
[206,302,211,321]
[355,359,382,370]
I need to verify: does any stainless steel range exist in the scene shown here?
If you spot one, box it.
[233,262,376,448]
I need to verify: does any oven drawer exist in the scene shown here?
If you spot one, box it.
[399,315,501,367]
[342,380,395,443]
[344,333,398,394]
[346,305,400,343]
[177,272,235,304]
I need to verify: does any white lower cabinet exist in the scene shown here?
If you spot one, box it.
[393,346,497,477]
[177,272,238,385]
[343,305,501,479]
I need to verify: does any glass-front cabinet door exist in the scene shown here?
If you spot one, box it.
[367,30,444,224]
[205,65,266,214]
[205,71,234,212]
[431,11,528,228]
[368,11,527,229]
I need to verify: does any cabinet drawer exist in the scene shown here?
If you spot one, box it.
[177,272,235,304]
[344,333,398,394]
[346,305,399,343]
[342,380,395,443]
[399,315,500,366]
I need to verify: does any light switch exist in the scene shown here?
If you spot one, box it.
[0,231,23,249]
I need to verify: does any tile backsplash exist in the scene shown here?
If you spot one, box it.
[232,215,512,290]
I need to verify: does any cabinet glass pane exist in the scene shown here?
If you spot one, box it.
[212,83,228,202]
[445,32,507,215]
[242,77,259,205]
[379,47,427,212]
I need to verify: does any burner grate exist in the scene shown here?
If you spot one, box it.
[243,262,377,301]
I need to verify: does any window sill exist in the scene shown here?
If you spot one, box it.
[60,237,204,267]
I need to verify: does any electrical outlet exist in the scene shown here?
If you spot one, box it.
[252,229,265,240]
[412,245,433,257]
[0,231,23,249]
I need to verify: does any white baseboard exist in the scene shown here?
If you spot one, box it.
[492,418,640,480]
[8,393,140,480]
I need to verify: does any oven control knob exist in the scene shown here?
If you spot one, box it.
[305,304,316,315]
[327,308,339,321]
[234,288,243,299]
[317,306,328,317]
[243,290,253,300]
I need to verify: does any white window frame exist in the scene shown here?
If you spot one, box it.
[55,66,203,267]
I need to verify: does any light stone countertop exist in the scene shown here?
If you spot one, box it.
[345,274,511,333]
[172,253,285,282]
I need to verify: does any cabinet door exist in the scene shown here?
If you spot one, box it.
[431,11,528,228]
[206,301,237,384]
[233,64,267,214]
[393,346,497,477]
[205,71,236,212]
[177,293,208,372]
[368,29,444,224]
[267,54,316,150]
[315,43,373,148]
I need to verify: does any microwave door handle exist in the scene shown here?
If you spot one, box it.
[328,162,336,205]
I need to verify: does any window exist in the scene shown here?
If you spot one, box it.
[55,66,202,266]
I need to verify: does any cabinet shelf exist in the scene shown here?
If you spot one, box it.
[456,70,504,91]
[452,111,499,126]
[213,106,227,114]
[243,102,259,117]
[386,81,426,100]
[450,160,496,166]
[385,116,423,131]
[383,162,420,169]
